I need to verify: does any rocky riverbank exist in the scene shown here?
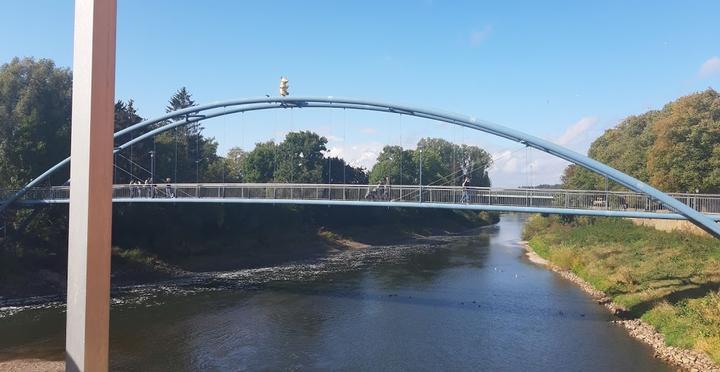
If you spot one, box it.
[521,241,719,372]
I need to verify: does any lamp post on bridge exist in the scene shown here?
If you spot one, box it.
[418,143,424,203]
[149,150,155,184]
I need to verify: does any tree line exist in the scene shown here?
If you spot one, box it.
[0,57,495,266]
[1,57,494,192]
[562,89,720,193]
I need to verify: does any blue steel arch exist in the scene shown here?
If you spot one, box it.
[3,96,720,237]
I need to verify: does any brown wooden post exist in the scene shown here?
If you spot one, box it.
[65,0,117,370]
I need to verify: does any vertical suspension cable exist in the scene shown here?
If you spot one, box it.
[273,110,278,182]
[196,122,200,183]
[327,110,332,184]
[153,134,157,184]
[461,126,466,180]
[221,115,226,184]
[399,114,403,185]
[289,108,294,183]
[525,146,529,188]
[343,108,347,184]
[529,146,534,188]
[174,126,178,183]
[129,131,134,182]
[605,175,609,208]
[452,125,456,186]
[240,112,245,183]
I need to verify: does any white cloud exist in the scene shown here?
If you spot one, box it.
[325,134,343,142]
[699,56,720,78]
[487,117,601,187]
[272,129,289,141]
[489,149,572,187]
[325,142,385,170]
[469,25,492,47]
[554,117,598,148]
[323,147,342,158]
[492,150,520,173]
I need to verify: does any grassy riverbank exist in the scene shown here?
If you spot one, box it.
[523,215,720,363]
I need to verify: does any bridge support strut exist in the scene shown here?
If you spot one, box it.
[65,0,116,371]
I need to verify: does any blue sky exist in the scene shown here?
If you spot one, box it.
[2,1,719,186]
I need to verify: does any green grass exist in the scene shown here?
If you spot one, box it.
[524,215,720,363]
[112,247,156,266]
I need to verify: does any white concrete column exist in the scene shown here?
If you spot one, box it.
[65,0,117,371]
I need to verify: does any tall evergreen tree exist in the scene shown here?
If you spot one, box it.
[153,87,220,183]
[166,86,195,112]
[113,100,147,183]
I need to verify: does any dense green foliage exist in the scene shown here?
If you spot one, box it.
[238,133,368,184]
[0,58,73,274]
[524,216,720,362]
[0,58,72,188]
[369,138,492,186]
[562,89,720,193]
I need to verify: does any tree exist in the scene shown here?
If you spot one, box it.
[223,147,246,182]
[150,87,222,183]
[562,112,657,190]
[0,58,72,256]
[369,145,417,185]
[242,141,278,183]
[562,89,720,193]
[113,100,147,183]
[0,57,72,188]
[164,86,200,136]
[647,90,720,192]
[274,131,327,183]
[446,142,492,187]
[322,157,368,184]
[114,99,143,132]
[166,87,195,113]
[369,138,492,187]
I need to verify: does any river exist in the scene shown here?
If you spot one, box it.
[0,215,670,371]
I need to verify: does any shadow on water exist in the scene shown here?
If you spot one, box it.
[364,235,493,289]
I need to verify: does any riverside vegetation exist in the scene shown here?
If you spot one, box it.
[0,57,497,299]
[523,88,720,364]
[523,216,720,364]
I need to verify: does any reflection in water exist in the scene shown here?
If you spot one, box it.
[1,215,670,371]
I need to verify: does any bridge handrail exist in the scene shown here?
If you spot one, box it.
[9,183,720,213]
[14,183,720,199]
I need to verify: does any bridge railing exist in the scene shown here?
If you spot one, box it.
[9,183,720,216]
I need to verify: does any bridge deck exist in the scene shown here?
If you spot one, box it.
[6,183,720,221]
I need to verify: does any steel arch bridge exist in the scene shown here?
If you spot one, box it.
[2,97,720,238]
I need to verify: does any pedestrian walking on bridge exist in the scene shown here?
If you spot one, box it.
[461,176,471,204]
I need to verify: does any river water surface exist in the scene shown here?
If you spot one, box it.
[1,215,670,371]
